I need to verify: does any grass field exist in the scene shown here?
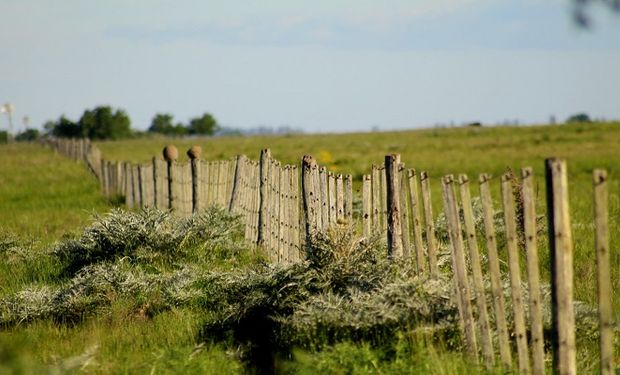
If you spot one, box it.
[1,123,619,374]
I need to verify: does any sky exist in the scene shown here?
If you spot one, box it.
[0,0,619,133]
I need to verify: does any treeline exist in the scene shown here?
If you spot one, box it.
[42,106,219,140]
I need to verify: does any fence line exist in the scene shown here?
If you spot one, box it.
[48,137,615,374]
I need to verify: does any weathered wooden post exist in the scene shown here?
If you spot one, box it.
[229,154,246,213]
[441,174,478,360]
[319,167,329,227]
[545,158,576,375]
[301,155,319,239]
[398,163,411,259]
[593,169,613,375]
[362,175,372,237]
[420,172,438,276]
[408,170,426,275]
[385,154,403,258]
[258,149,272,246]
[458,174,494,368]
[479,173,512,368]
[163,145,178,210]
[501,172,531,374]
[521,167,545,375]
[187,146,202,213]
[344,174,353,221]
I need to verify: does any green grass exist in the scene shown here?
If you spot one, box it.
[0,143,110,244]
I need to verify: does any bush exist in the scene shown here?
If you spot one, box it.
[566,113,592,123]
[0,131,7,144]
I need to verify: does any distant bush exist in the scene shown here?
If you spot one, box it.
[15,129,40,142]
[0,131,7,144]
[566,113,592,123]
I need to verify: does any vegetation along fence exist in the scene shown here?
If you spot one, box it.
[48,137,614,375]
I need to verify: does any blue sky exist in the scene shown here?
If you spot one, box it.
[0,0,619,132]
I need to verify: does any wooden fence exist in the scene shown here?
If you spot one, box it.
[49,138,614,375]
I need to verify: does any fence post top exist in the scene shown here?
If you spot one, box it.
[302,155,316,168]
[478,173,491,183]
[163,145,178,162]
[187,145,202,160]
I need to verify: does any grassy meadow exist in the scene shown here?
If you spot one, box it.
[0,122,619,374]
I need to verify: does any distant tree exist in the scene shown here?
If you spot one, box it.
[52,116,82,138]
[566,113,592,123]
[78,106,132,140]
[15,128,40,142]
[148,113,188,136]
[0,130,7,144]
[188,113,219,135]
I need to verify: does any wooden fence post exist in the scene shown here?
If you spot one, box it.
[521,167,546,375]
[362,175,372,237]
[398,164,411,259]
[420,172,438,276]
[408,169,426,275]
[229,154,245,213]
[458,174,494,368]
[302,155,319,239]
[124,162,134,209]
[258,149,271,246]
[594,169,613,375]
[319,167,329,227]
[328,172,337,226]
[479,173,512,368]
[385,154,403,258]
[163,145,178,210]
[545,158,576,375]
[187,146,202,213]
[290,165,301,262]
[501,172,531,374]
[441,175,478,360]
[371,165,381,231]
[344,174,353,222]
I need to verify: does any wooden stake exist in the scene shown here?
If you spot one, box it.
[521,167,546,375]
[385,154,403,258]
[594,169,613,375]
[479,173,512,368]
[458,174,494,368]
[420,172,438,276]
[545,158,576,375]
[441,175,478,360]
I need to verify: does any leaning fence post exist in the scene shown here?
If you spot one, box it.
[385,154,403,258]
[362,175,372,237]
[546,158,576,375]
[521,167,546,375]
[441,175,478,360]
[344,174,353,222]
[593,169,613,375]
[187,146,202,213]
[301,155,319,239]
[479,173,512,368]
[408,169,426,275]
[163,145,178,210]
[420,172,438,276]
[458,174,494,368]
[258,149,271,246]
[501,172,531,374]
